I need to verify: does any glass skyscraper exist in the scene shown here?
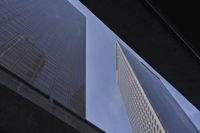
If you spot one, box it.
[0,0,104,132]
[0,0,85,117]
[1,0,200,133]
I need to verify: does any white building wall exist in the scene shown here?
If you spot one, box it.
[116,43,165,133]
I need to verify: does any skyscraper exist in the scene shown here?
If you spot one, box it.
[80,0,200,110]
[0,0,85,117]
[116,42,199,133]
[0,0,104,132]
[116,43,165,133]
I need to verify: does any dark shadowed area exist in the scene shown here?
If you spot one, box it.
[149,0,200,54]
[80,0,200,110]
[0,83,80,133]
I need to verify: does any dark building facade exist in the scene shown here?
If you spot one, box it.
[0,0,106,132]
[0,0,86,117]
[0,68,104,133]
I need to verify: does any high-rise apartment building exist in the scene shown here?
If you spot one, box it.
[116,42,199,133]
[0,0,104,132]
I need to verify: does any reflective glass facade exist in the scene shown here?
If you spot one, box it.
[0,0,86,117]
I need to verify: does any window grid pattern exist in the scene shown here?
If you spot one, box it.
[0,0,86,117]
[116,44,165,133]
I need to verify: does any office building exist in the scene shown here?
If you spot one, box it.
[0,0,104,132]
[116,42,199,133]
[0,0,85,117]
[80,0,200,110]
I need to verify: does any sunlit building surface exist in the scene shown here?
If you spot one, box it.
[1,0,200,132]
[116,43,165,133]
[80,0,200,111]
[116,43,200,133]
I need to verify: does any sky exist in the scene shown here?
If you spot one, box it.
[68,0,132,133]
[68,0,200,133]
[85,13,132,133]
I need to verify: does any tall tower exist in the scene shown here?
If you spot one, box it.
[116,42,199,133]
[0,0,85,117]
[0,0,105,132]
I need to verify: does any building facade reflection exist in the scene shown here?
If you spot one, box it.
[0,0,86,117]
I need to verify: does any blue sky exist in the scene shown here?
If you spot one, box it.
[68,0,132,133]
[84,6,132,133]
[68,0,200,132]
